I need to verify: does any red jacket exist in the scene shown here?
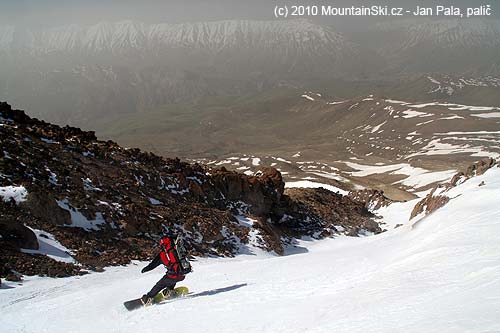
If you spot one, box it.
[142,248,185,280]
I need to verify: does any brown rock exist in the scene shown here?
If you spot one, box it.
[6,273,22,282]
[0,207,39,250]
[410,190,450,220]
[348,189,392,210]
[465,158,496,177]
[210,167,284,216]
[23,191,71,226]
[450,172,465,187]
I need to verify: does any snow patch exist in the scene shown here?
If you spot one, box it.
[344,162,455,188]
[82,178,102,191]
[41,138,59,144]
[406,139,499,159]
[0,185,28,204]
[56,199,106,231]
[301,94,315,101]
[370,121,386,133]
[401,109,432,119]
[285,180,348,195]
[21,228,76,264]
[148,197,162,205]
[470,112,500,118]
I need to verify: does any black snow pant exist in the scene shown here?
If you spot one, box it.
[146,275,178,298]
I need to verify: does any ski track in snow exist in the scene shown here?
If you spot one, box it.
[1,168,500,332]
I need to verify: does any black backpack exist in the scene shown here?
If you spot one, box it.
[172,236,192,275]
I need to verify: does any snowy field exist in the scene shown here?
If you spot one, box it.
[1,167,500,332]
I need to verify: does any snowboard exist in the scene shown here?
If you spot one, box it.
[123,286,189,311]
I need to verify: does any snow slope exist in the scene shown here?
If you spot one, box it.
[1,167,500,332]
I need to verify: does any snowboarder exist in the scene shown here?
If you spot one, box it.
[139,234,191,306]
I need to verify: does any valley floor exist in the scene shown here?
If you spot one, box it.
[1,168,500,332]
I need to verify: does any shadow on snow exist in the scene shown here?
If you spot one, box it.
[188,283,248,299]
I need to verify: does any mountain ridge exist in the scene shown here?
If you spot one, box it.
[0,101,380,281]
[0,19,348,55]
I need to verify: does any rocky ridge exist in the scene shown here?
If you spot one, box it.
[410,158,498,219]
[0,101,380,281]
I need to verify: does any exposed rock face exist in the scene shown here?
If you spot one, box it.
[347,189,392,211]
[211,167,284,216]
[280,188,381,237]
[450,158,497,186]
[0,203,38,250]
[410,158,497,220]
[1,246,83,279]
[1,101,381,280]
[24,190,72,226]
[410,189,450,220]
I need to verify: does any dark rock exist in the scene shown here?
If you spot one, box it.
[348,189,392,211]
[278,187,382,237]
[210,167,284,216]
[23,191,71,226]
[6,273,22,282]
[0,205,39,250]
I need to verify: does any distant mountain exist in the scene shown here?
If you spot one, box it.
[0,18,499,129]
[370,18,500,74]
[0,19,376,126]
[1,19,347,57]
[386,74,500,106]
[376,19,500,50]
[0,19,366,78]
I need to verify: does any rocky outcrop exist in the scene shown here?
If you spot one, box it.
[1,101,381,280]
[280,188,381,237]
[410,158,497,220]
[410,189,450,220]
[347,189,392,211]
[450,158,497,187]
[23,190,72,226]
[211,167,284,216]
[0,203,38,250]
[1,246,83,279]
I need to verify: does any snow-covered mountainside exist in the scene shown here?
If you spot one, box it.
[2,18,499,57]
[376,18,500,50]
[0,19,348,57]
[1,161,499,332]
[370,18,500,74]
[425,74,500,96]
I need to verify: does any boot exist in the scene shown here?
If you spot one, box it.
[161,288,175,299]
[140,294,154,306]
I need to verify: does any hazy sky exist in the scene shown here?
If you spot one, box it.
[0,0,497,27]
